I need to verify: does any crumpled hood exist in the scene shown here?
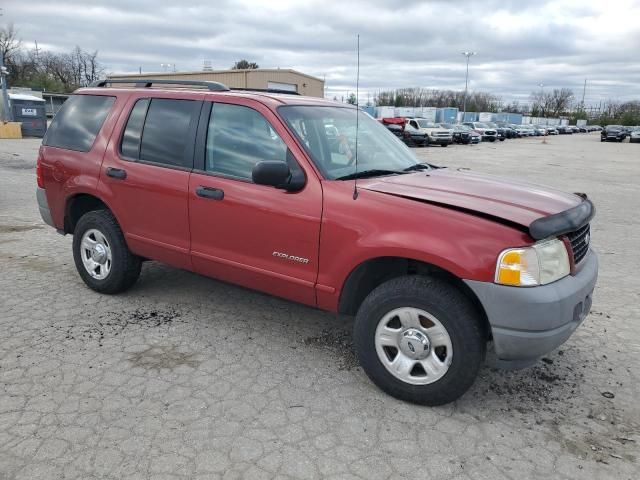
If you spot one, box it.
[359,169,583,229]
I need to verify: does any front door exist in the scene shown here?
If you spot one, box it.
[188,100,322,305]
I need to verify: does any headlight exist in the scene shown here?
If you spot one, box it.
[495,238,570,287]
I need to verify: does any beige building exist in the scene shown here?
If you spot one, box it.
[108,69,325,97]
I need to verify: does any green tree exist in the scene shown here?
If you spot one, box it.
[231,59,259,69]
[347,93,357,105]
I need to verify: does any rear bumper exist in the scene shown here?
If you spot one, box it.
[36,187,55,228]
[464,250,598,362]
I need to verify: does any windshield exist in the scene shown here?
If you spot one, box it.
[416,120,438,128]
[279,106,424,180]
[475,122,489,128]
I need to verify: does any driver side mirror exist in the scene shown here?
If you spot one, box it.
[252,161,304,192]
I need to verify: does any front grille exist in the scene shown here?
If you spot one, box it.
[566,223,590,264]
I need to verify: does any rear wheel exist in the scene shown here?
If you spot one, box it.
[73,210,141,294]
[354,276,486,405]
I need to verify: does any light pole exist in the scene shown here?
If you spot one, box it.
[538,83,544,116]
[461,51,476,121]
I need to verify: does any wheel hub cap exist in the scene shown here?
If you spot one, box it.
[91,244,107,264]
[399,328,430,360]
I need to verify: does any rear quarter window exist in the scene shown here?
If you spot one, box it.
[43,95,115,152]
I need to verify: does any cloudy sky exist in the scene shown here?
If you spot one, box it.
[4,0,640,105]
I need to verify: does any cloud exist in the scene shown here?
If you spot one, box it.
[4,0,640,104]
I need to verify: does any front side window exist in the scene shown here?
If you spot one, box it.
[43,94,115,152]
[416,120,438,128]
[279,106,422,180]
[205,103,287,179]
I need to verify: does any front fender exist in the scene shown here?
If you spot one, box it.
[315,182,531,312]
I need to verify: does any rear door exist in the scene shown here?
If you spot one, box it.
[188,99,323,305]
[99,93,203,269]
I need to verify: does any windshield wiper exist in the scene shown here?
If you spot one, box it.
[336,169,406,181]
[403,163,432,172]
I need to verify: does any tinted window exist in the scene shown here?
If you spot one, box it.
[120,99,149,159]
[206,103,287,179]
[139,99,199,167]
[43,95,115,152]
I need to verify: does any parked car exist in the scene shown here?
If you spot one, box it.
[557,125,573,134]
[407,118,453,146]
[546,126,559,135]
[511,124,525,138]
[403,123,430,147]
[518,125,536,136]
[531,125,547,136]
[601,125,627,142]
[578,126,588,133]
[485,122,507,141]
[440,123,469,144]
[462,122,498,142]
[569,126,580,134]
[380,118,428,147]
[37,79,598,406]
[440,123,479,144]
[630,128,640,143]
[494,122,517,138]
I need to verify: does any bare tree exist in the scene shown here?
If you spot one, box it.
[549,88,574,116]
[0,23,21,63]
[375,87,502,112]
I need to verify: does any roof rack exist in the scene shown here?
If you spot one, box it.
[90,78,230,92]
[232,88,300,95]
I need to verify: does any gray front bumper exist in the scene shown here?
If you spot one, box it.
[36,187,55,228]
[465,250,598,362]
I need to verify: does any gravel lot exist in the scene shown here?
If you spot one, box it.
[0,134,638,479]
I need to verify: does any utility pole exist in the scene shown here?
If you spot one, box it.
[34,40,41,63]
[581,79,587,110]
[461,51,476,121]
[1,51,12,122]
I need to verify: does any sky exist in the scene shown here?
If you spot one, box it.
[3,0,640,106]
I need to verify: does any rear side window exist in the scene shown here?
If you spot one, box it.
[120,99,149,159]
[43,95,115,152]
[120,98,199,168]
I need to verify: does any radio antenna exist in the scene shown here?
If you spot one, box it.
[353,34,360,200]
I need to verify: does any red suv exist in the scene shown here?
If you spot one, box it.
[36,79,598,405]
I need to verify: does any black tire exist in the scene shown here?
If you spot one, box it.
[440,143,448,147]
[72,210,141,294]
[353,276,486,406]
[600,138,605,142]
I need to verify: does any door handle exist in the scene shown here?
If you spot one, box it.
[196,186,224,200]
[106,167,127,180]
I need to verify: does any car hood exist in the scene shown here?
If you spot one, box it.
[359,169,583,230]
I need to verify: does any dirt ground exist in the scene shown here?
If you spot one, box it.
[0,134,638,479]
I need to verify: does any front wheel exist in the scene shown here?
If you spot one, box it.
[353,276,486,405]
[72,210,141,294]
[440,143,448,147]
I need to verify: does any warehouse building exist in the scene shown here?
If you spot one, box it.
[108,69,325,97]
